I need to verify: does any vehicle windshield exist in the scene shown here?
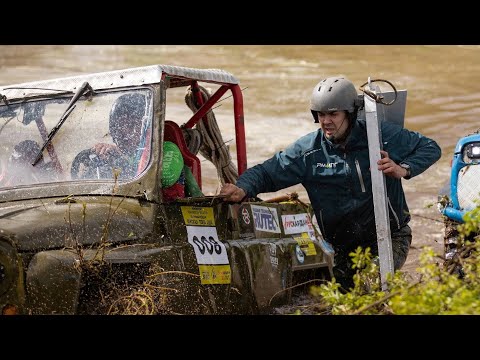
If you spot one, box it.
[0,88,153,189]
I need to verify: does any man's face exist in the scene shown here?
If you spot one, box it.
[317,111,349,141]
[112,115,144,153]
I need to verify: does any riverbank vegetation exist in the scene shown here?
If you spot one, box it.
[304,206,480,315]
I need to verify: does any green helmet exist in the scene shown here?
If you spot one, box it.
[162,141,184,188]
[310,76,359,123]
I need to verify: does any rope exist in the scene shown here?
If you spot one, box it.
[184,85,239,186]
[182,127,202,155]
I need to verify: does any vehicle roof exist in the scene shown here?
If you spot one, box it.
[0,64,239,100]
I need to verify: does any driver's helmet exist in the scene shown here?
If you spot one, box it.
[10,140,43,165]
[310,76,359,123]
[109,93,147,144]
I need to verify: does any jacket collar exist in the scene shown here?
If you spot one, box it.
[322,119,364,150]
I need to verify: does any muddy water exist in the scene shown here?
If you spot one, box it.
[1,45,479,278]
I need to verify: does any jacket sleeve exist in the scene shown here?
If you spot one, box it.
[382,122,442,178]
[236,141,307,198]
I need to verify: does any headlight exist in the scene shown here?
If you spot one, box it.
[462,142,480,163]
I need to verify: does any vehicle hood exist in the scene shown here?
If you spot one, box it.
[0,196,154,252]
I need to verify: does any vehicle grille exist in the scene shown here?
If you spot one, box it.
[457,164,480,210]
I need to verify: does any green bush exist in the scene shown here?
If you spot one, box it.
[308,207,480,315]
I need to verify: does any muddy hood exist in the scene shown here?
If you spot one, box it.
[0,197,154,252]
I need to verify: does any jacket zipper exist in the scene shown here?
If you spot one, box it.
[355,159,366,193]
[387,197,401,230]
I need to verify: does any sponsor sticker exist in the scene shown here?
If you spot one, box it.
[282,213,316,240]
[198,265,231,284]
[241,207,251,225]
[293,233,317,256]
[269,243,278,268]
[251,205,281,233]
[319,238,335,256]
[295,245,305,264]
[181,206,215,226]
[187,226,231,284]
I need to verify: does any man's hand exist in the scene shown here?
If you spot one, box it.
[92,143,121,159]
[377,150,407,179]
[219,183,247,202]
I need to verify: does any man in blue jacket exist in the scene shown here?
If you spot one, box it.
[220,76,441,290]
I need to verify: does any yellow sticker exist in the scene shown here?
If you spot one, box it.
[198,265,232,284]
[181,206,215,226]
[294,233,317,256]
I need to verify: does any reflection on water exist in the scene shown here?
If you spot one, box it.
[1,45,478,200]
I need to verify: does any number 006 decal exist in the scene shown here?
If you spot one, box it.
[187,226,231,284]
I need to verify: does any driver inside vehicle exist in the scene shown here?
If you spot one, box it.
[71,92,149,180]
[0,140,52,186]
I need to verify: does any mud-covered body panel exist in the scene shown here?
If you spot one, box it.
[0,197,155,251]
[160,198,331,313]
[1,195,332,314]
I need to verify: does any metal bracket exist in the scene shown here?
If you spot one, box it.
[364,77,395,290]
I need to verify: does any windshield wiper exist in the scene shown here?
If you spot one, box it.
[32,82,94,166]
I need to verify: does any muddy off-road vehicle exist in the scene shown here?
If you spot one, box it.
[0,65,334,315]
[438,131,480,273]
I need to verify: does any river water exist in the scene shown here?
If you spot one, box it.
[1,45,479,277]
